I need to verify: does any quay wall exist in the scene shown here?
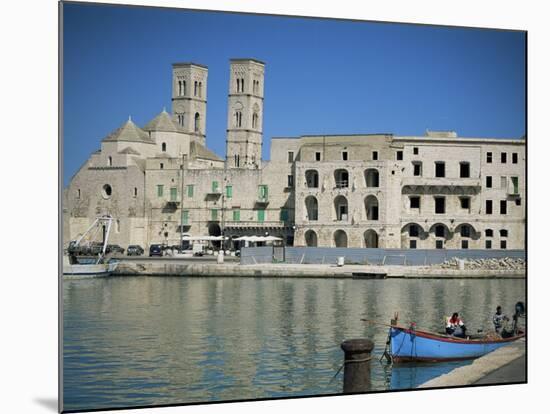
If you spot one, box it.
[113,261,525,278]
[240,246,525,266]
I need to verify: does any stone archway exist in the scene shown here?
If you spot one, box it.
[333,229,348,248]
[208,223,221,249]
[305,230,318,247]
[364,229,379,248]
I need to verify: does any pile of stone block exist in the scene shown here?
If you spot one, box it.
[435,257,526,270]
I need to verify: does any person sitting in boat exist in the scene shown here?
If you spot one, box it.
[492,306,509,335]
[445,312,467,338]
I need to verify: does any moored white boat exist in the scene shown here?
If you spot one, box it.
[63,215,118,278]
[63,255,118,277]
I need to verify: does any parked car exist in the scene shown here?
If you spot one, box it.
[106,244,125,255]
[127,245,144,256]
[149,244,163,257]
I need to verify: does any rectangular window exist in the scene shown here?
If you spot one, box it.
[280,209,289,221]
[232,209,240,221]
[315,152,321,161]
[501,152,507,163]
[435,240,443,249]
[435,226,445,238]
[160,163,164,169]
[486,200,493,214]
[511,176,519,194]
[157,185,164,197]
[460,226,470,238]
[413,147,419,155]
[500,176,507,189]
[342,151,348,161]
[500,229,508,237]
[257,209,265,222]
[486,176,492,188]
[396,150,403,161]
[410,196,420,209]
[461,240,469,249]
[459,162,470,178]
[211,209,218,221]
[460,197,470,210]
[485,229,494,237]
[181,210,189,224]
[258,185,268,200]
[409,240,417,249]
[211,181,219,193]
[413,162,422,176]
[500,200,507,215]
[372,151,378,161]
[515,198,521,206]
[485,240,492,249]
[288,151,294,163]
[288,175,294,187]
[500,240,507,249]
[226,185,233,198]
[187,185,194,198]
[435,197,445,214]
[409,226,419,237]
[487,152,492,163]
[170,187,177,201]
[435,162,445,178]
[512,153,518,164]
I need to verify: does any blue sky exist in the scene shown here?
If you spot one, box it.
[62,2,525,185]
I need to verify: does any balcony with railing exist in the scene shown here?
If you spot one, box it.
[401,176,481,189]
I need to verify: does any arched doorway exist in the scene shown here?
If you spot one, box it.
[333,230,348,248]
[208,223,221,249]
[365,195,379,220]
[305,196,319,221]
[364,229,379,248]
[364,169,379,187]
[305,230,318,247]
[334,195,348,221]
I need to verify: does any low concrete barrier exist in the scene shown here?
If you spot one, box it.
[240,247,525,266]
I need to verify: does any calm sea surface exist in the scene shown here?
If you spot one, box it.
[63,277,525,411]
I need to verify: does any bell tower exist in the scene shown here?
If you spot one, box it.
[171,62,208,146]
[226,58,265,169]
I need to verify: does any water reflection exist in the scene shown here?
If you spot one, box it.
[63,277,525,411]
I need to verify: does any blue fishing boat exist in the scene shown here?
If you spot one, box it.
[388,325,524,363]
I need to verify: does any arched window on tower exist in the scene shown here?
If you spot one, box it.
[108,156,112,166]
[194,112,200,133]
[178,113,185,127]
[182,80,186,95]
[194,81,198,96]
[241,78,245,92]
[198,82,202,97]
[235,111,242,127]
[252,112,258,129]
[178,80,182,96]
[161,142,166,152]
[236,79,240,93]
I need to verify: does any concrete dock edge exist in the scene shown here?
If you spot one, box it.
[417,338,526,388]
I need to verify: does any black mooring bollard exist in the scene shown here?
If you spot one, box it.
[340,338,374,393]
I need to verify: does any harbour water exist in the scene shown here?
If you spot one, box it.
[63,277,525,411]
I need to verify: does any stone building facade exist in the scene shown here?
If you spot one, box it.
[64,59,525,250]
